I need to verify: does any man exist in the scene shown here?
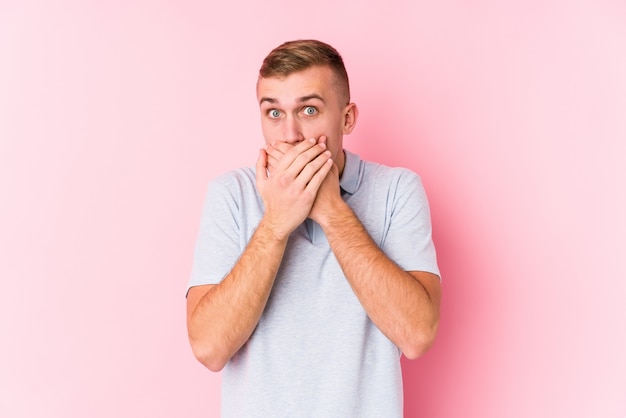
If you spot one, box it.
[187,40,441,417]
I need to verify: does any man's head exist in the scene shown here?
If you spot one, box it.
[256,40,358,174]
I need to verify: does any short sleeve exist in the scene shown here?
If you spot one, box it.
[188,175,244,292]
[381,169,440,279]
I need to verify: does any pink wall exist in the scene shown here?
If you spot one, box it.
[1,1,625,417]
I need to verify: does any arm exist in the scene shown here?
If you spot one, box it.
[310,164,441,359]
[315,195,441,359]
[186,139,332,371]
[186,220,288,372]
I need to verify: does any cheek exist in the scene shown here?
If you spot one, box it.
[303,117,339,140]
[260,120,278,143]
[298,125,322,141]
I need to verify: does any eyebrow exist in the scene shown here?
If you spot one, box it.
[298,94,325,103]
[259,94,326,106]
[259,97,277,105]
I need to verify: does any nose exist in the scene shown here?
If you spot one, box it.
[282,115,304,144]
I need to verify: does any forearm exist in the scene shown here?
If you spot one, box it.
[188,140,332,371]
[319,201,440,359]
[187,219,288,371]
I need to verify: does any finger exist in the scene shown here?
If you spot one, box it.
[265,144,287,175]
[265,143,286,163]
[279,138,319,170]
[267,153,280,173]
[269,141,295,154]
[264,142,304,173]
[293,150,332,187]
[269,138,322,163]
[286,141,327,176]
[256,148,268,183]
[304,156,334,193]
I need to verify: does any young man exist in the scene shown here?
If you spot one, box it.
[187,40,441,417]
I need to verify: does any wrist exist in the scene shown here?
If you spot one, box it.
[257,216,292,244]
[314,198,351,230]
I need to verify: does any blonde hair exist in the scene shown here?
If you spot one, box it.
[259,39,350,103]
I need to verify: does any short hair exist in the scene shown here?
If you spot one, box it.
[259,39,351,103]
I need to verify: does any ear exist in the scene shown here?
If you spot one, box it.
[342,103,359,135]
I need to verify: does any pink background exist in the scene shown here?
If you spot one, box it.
[1,1,625,417]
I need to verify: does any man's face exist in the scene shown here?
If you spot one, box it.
[256,65,357,175]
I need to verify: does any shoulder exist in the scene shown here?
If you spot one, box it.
[206,167,257,197]
[360,159,424,191]
[200,167,260,216]
[209,167,256,188]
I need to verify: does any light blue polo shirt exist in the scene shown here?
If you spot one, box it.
[189,149,439,417]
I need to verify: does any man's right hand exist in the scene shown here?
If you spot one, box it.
[256,138,333,241]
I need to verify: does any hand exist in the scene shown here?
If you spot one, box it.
[308,159,341,225]
[265,136,343,226]
[256,138,333,240]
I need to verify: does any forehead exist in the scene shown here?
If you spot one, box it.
[256,66,338,104]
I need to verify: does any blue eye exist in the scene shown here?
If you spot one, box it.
[303,106,317,116]
[269,109,281,118]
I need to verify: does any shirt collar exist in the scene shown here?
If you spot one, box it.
[340,149,360,195]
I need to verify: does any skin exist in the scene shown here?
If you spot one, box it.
[186,65,441,372]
